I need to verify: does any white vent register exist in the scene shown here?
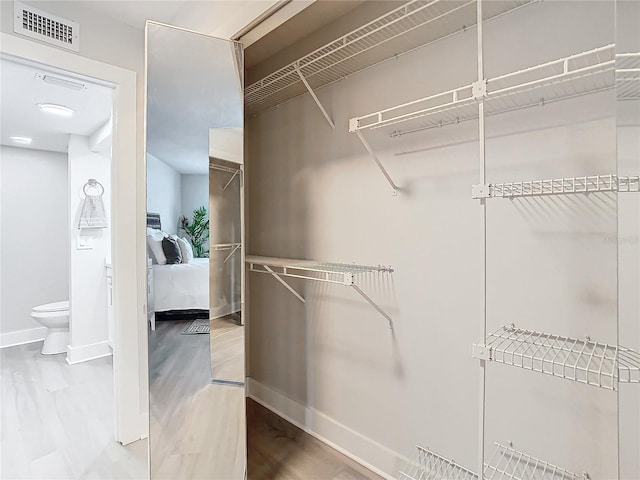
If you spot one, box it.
[14,1,79,52]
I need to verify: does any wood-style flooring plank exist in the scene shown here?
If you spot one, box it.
[247,400,384,480]
[0,342,148,479]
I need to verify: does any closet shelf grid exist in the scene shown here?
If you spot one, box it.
[616,52,640,99]
[211,243,242,263]
[399,445,477,480]
[349,44,615,194]
[246,255,394,326]
[471,174,640,199]
[401,442,588,480]
[349,44,614,137]
[472,325,640,390]
[245,0,533,117]
[484,443,588,480]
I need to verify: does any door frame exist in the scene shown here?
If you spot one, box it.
[0,32,147,445]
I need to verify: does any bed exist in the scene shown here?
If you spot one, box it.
[147,213,209,328]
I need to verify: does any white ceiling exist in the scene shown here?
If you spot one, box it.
[0,58,113,153]
[75,0,283,39]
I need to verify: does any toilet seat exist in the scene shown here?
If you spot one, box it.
[33,301,69,313]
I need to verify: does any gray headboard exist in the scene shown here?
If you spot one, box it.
[146,212,162,230]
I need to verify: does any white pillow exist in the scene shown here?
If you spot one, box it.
[177,236,194,263]
[147,231,167,265]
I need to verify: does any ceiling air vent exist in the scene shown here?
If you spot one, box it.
[13,1,80,52]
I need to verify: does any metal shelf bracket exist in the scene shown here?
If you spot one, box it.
[472,343,491,361]
[472,184,491,199]
[223,244,241,263]
[263,265,305,303]
[352,284,393,329]
[355,131,399,195]
[472,79,487,99]
[294,62,335,129]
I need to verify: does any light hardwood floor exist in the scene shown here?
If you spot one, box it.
[247,400,384,480]
[150,318,382,480]
[0,342,148,479]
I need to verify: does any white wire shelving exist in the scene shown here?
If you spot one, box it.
[399,445,478,480]
[617,52,640,100]
[211,243,242,263]
[245,0,533,117]
[349,44,615,137]
[471,174,640,199]
[246,255,394,326]
[484,443,588,480]
[399,443,588,480]
[472,325,640,390]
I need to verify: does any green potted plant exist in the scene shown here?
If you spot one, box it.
[179,206,210,258]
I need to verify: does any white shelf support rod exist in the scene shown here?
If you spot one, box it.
[223,244,241,263]
[355,130,399,195]
[476,0,487,479]
[223,170,239,191]
[294,62,335,129]
[263,265,305,303]
[351,284,393,329]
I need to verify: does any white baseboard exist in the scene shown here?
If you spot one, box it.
[246,378,400,480]
[0,327,47,348]
[211,302,242,320]
[66,340,112,364]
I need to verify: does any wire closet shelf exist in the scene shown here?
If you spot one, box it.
[616,52,640,100]
[473,174,640,198]
[476,325,640,390]
[399,445,477,480]
[349,44,615,137]
[400,443,588,480]
[245,0,533,114]
[246,256,394,326]
[247,256,393,286]
[484,443,588,480]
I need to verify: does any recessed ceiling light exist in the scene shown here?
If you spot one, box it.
[37,103,74,116]
[9,136,33,145]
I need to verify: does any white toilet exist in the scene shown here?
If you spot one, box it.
[31,301,70,355]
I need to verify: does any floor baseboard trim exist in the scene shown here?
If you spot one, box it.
[0,327,47,349]
[247,378,399,480]
[66,340,112,365]
[211,303,242,320]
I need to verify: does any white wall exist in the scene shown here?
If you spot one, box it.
[247,2,622,479]
[67,135,111,364]
[0,146,68,346]
[180,174,208,226]
[146,153,182,234]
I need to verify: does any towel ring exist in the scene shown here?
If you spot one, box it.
[83,179,104,196]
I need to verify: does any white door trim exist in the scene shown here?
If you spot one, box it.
[0,33,147,446]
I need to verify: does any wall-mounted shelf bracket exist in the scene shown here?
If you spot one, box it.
[472,79,487,99]
[223,170,240,191]
[210,163,242,191]
[354,130,399,195]
[472,184,491,199]
[211,243,243,263]
[223,244,241,263]
[472,343,491,361]
[263,264,306,303]
[294,62,335,129]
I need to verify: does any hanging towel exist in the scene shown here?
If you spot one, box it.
[78,180,108,229]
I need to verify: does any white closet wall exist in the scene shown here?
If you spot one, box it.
[246,1,634,478]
